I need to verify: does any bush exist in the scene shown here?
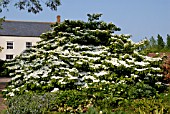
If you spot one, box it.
[4,14,167,100]
[0,60,9,77]
[5,91,170,114]
[6,93,56,114]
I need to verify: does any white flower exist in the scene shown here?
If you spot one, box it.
[118,80,126,84]
[84,76,96,81]
[58,79,67,84]
[155,82,162,85]
[157,74,163,77]
[82,83,89,88]
[99,111,103,114]
[93,79,100,83]
[101,80,106,83]
[51,76,63,79]
[134,61,150,66]
[34,75,40,79]
[11,75,21,80]
[15,88,20,91]
[124,43,129,48]
[111,81,115,83]
[68,76,78,80]
[151,67,161,71]
[147,73,152,76]
[2,89,7,92]
[42,72,49,78]
[131,74,139,78]
[76,61,83,65]
[143,76,149,79]
[135,68,148,72]
[8,92,15,97]
[119,60,132,68]
[145,56,162,61]
[40,81,46,84]
[126,59,134,63]
[94,71,108,77]
[79,72,88,76]
[105,58,120,67]
[51,88,59,92]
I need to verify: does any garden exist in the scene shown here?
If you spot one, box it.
[1,14,170,114]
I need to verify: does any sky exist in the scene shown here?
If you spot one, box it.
[0,0,170,42]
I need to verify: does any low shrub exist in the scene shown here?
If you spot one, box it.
[114,94,170,114]
[5,89,170,114]
[0,60,10,77]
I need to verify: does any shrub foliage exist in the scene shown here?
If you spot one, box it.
[3,14,167,104]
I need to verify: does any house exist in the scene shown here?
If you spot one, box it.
[0,16,61,61]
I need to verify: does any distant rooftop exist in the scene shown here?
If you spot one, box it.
[0,20,52,37]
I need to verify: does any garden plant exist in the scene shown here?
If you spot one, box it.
[2,14,169,113]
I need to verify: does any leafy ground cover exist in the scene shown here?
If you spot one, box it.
[0,82,7,113]
[2,89,170,114]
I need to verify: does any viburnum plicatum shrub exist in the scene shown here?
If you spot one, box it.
[3,14,167,99]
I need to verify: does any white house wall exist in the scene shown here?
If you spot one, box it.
[0,36,41,60]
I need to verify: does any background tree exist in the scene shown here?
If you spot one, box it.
[150,36,157,48]
[157,34,165,50]
[0,17,4,50]
[0,0,61,14]
[0,0,61,29]
[0,17,4,29]
[167,34,170,49]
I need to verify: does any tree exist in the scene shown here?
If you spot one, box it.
[3,14,166,101]
[0,18,4,52]
[157,34,165,50]
[0,17,4,29]
[167,34,170,49]
[150,36,157,48]
[0,0,61,14]
[0,1,61,28]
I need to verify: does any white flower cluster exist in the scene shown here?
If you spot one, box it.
[4,18,165,98]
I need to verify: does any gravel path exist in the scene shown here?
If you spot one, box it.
[0,78,11,112]
[0,78,11,82]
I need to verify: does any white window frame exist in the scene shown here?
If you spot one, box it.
[26,42,32,48]
[7,41,13,49]
[6,54,13,60]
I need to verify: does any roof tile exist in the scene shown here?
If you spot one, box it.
[0,20,52,37]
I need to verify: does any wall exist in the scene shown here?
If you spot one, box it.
[0,36,41,60]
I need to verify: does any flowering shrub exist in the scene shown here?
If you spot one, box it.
[3,14,167,102]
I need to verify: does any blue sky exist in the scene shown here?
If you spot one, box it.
[0,0,170,42]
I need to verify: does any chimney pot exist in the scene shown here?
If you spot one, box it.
[57,15,61,23]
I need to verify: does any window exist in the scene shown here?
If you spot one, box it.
[7,41,13,49]
[6,54,13,60]
[26,42,32,48]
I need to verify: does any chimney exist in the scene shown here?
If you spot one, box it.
[57,15,61,23]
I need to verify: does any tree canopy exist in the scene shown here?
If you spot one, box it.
[0,0,61,14]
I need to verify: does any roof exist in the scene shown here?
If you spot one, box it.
[0,20,52,37]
